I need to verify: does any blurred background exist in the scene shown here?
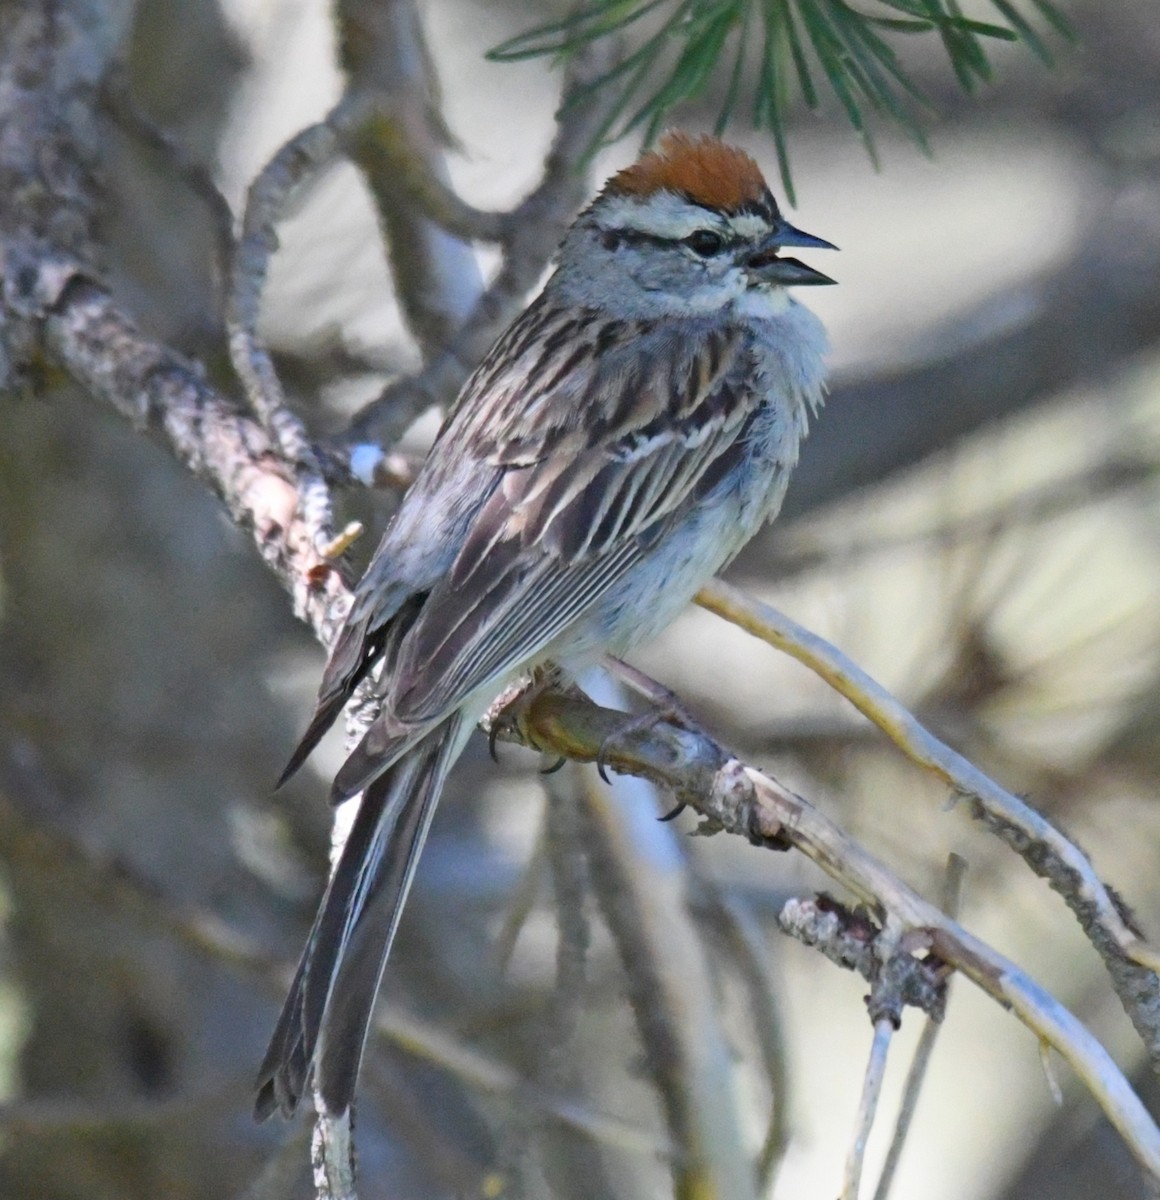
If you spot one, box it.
[0,0,1159,1196]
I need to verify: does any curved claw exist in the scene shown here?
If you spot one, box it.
[595,735,615,785]
[540,756,567,775]
[599,748,618,787]
[658,802,686,823]
[595,708,668,785]
[488,721,503,765]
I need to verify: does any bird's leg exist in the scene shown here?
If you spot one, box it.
[596,658,713,819]
[603,657,710,734]
[484,664,571,767]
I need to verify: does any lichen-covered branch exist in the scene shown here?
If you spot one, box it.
[40,269,351,635]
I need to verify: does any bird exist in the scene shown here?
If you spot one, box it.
[255,131,835,1121]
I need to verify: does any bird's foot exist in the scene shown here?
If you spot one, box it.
[484,665,570,764]
[592,709,696,822]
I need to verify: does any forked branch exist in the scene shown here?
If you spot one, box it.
[485,688,1160,1183]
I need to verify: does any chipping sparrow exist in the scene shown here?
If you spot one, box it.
[256,131,835,1120]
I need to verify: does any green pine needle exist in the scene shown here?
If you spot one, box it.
[488,0,1071,186]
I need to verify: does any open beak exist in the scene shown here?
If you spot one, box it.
[745,218,837,287]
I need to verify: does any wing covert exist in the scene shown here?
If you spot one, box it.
[387,306,762,722]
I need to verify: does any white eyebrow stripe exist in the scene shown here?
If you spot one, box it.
[728,212,774,239]
[596,192,721,239]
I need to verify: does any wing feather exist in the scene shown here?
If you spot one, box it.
[381,300,763,724]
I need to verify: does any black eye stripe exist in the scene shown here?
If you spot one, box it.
[596,226,739,255]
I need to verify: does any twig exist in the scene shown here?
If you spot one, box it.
[695,580,1160,1024]
[544,771,592,1068]
[99,68,235,300]
[843,1019,895,1200]
[311,1110,355,1200]
[487,689,1160,1183]
[342,42,616,448]
[872,855,967,1200]
[226,104,362,560]
[777,898,947,1021]
[336,0,487,355]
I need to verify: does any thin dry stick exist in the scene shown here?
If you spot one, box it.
[543,772,593,1065]
[226,104,364,565]
[577,744,759,1200]
[342,43,615,449]
[100,69,236,297]
[872,855,967,1200]
[492,689,1160,1182]
[843,1019,896,1200]
[697,889,791,1189]
[695,581,1160,986]
[311,1110,355,1200]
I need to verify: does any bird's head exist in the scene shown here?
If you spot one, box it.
[556,132,836,317]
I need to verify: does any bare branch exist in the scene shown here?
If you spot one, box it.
[842,1020,894,1200]
[100,68,235,303]
[336,0,486,354]
[696,579,1160,1036]
[544,771,592,1066]
[342,42,616,448]
[872,855,967,1200]
[227,107,358,556]
[487,688,1160,1183]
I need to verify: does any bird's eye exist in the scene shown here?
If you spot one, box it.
[684,229,726,257]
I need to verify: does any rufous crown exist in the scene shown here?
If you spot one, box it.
[601,132,772,215]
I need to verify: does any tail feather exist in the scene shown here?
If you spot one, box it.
[276,617,387,789]
[330,710,422,804]
[255,716,466,1120]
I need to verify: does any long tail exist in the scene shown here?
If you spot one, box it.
[274,616,387,790]
[255,714,466,1119]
